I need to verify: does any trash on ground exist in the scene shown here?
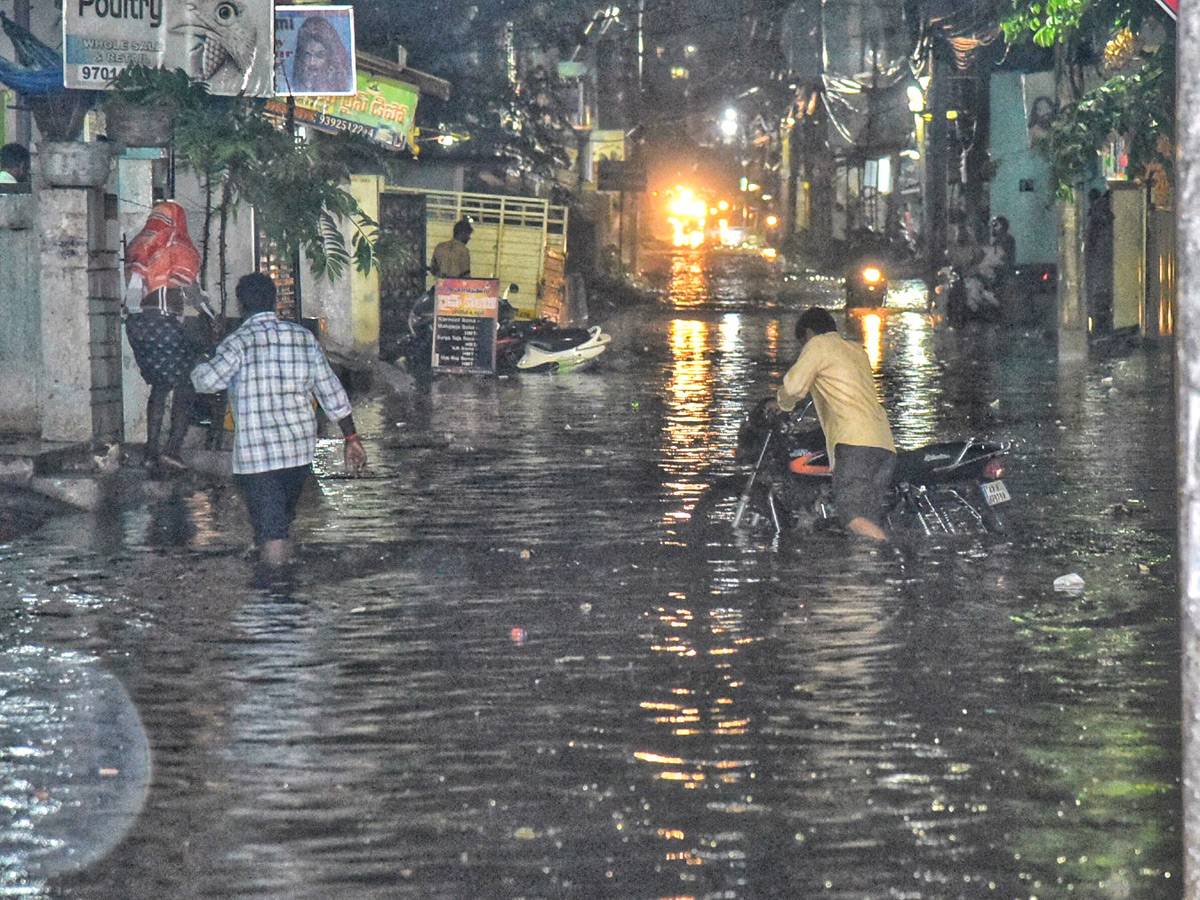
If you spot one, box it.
[1053,572,1085,592]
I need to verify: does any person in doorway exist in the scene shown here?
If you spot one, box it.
[123,201,215,472]
[0,142,29,184]
[290,15,353,93]
[430,217,473,278]
[773,307,896,541]
[191,273,367,571]
[983,215,1017,305]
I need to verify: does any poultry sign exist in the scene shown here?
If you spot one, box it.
[63,0,275,97]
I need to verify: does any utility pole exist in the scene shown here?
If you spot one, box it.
[1178,5,1200,896]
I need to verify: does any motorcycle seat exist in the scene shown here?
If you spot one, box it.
[528,327,600,353]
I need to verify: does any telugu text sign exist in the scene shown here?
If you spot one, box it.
[63,0,275,96]
[264,71,418,151]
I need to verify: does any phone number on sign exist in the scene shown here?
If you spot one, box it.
[75,65,126,82]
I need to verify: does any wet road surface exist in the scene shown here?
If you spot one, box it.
[0,251,1180,899]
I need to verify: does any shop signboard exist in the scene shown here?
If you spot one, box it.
[62,0,275,97]
[432,279,499,374]
[264,70,418,151]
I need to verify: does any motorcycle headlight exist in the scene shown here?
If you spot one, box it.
[862,267,882,283]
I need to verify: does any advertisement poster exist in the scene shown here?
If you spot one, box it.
[432,279,499,375]
[264,71,418,151]
[273,6,356,96]
[62,0,275,97]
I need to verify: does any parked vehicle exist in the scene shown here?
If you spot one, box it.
[496,314,611,374]
[394,283,610,375]
[690,399,1012,539]
[932,266,1001,328]
[845,261,888,309]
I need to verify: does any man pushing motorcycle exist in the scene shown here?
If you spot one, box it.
[771,307,896,541]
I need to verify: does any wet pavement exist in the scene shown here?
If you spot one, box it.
[0,251,1181,899]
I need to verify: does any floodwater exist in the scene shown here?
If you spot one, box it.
[0,250,1180,899]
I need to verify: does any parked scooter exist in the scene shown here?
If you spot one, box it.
[690,398,1012,539]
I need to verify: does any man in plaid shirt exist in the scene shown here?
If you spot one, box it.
[192,273,368,569]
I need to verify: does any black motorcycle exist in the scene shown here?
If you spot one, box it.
[690,399,1012,539]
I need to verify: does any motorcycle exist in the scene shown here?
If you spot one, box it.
[690,399,1012,539]
[396,283,610,375]
[845,261,888,309]
[933,266,1001,328]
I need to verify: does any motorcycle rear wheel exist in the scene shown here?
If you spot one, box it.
[887,485,997,535]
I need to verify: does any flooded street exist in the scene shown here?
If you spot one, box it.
[1,251,1180,899]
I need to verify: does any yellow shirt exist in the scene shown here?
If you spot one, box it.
[431,238,471,278]
[777,331,895,465]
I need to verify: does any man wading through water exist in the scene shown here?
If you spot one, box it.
[772,307,896,541]
[191,273,367,573]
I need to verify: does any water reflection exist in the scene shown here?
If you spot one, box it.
[0,252,1179,900]
[668,252,710,307]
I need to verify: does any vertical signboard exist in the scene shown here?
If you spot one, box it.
[63,0,275,96]
[273,6,356,97]
[432,279,499,374]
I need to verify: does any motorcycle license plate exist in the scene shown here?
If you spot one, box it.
[982,479,1011,506]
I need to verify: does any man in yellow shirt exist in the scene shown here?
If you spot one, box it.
[430,217,473,278]
[775,307,896,540]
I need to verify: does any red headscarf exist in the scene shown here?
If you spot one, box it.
[126,201,201,293]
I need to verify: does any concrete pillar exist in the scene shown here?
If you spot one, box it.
[39,187,98,442]
[1055,194,1088,362]
[38,175,122,444]
[117,156,155,443]
[1178,4,1200,896]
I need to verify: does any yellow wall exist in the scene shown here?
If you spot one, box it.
[350,175,382,349]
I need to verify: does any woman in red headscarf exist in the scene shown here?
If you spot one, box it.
[124,201,214,471]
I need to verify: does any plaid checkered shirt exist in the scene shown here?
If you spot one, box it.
[191,312,352,474]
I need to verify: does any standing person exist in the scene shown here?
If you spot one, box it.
[986,215,1017,307]
[0,142,29,184]
[123,201,214,472]
[430,217,473,278]
[191,273,367,570]
[774,307,896,541]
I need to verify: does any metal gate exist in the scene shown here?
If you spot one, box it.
[377,191,427,360]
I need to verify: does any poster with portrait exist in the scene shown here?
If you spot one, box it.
[274,6,357,97]
[62,0,275,97]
